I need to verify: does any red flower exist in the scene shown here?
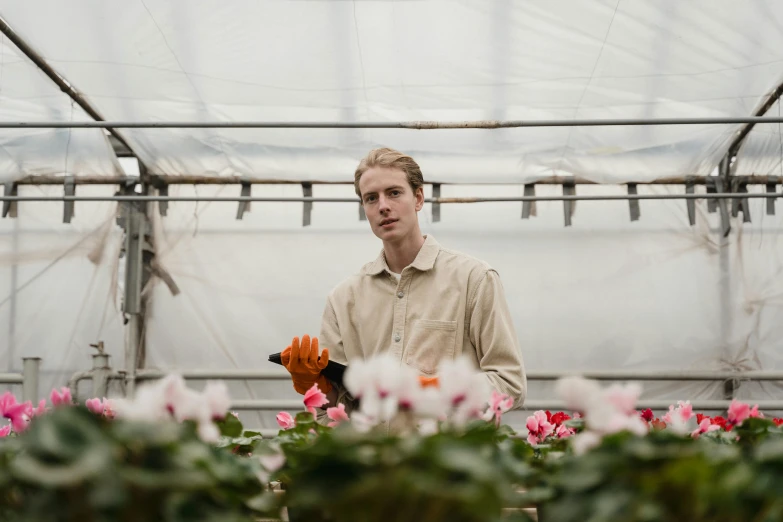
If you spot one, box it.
[545,410,552,423]
[640,408,654,422]
[696,413,708,424]
[773,418,783,426]
[711,416,728,429]
[550,411,571,426]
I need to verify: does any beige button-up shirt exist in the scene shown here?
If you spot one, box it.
[318,235,526,422]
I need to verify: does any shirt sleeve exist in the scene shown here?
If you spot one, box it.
[315,294,358,425]
[467,269,527,409]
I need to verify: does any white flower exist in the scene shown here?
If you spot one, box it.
[359,390,399,422]
[344,359,372,399]
[601,383,642,415]
[350,411,377,433]
[417,418,439,436]
[667,412,691,435]
[197,421,220,443]
[450,373,491,428]
[172,388,211,424]
[555,376,603,413]
[112,373,232,445]
[411,387,447,419]
[571,431,602,456]
[203,381,231,420]
[438,357,477,408]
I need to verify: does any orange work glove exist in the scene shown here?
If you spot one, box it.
[280,335,332,395]
[418,375,439,388]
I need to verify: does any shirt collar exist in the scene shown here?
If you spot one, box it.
[363,235,440,276]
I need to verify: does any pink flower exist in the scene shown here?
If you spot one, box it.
[303,383,329,416]
[86,398,104,415]
[32,400,47,417]
[662,401,693,425]
[102,399,116,419]
[728,399,751,426]
[691,418,720,438]
[0,425,10,437]
[556,423,575,439]
[85,398,114,417]
[526,410,555,445]
[678,401,693,421]
[327,403,350,427]
[50,387,72,407]
[276,411,295,429]
[749,404,763,419]
[0,391,31,433]
[486,390,514,427]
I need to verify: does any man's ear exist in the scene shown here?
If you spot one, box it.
[414,187,425,211]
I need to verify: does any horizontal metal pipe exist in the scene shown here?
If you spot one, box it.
[4,116,783,129]
[231,400,305,411]
[0,373,23,384]
[0,192,779,203]
[136,370,291,381]
[531,370,783,381]
[9,174,783,186]
[521,399,783,411]
[229,398,783,412]
[135,370,783,382]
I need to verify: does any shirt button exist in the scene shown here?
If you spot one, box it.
[397,291,404,298]
[394,333,401,342]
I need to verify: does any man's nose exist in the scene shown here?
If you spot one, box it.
[378,195,391,212]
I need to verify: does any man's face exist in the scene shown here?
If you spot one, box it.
[359,166,424,242]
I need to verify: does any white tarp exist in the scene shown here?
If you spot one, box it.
[2,1,783,182]
[1,1,783,428]
[0,33,121,182]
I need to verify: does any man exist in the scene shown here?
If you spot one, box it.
[281,147,526,421]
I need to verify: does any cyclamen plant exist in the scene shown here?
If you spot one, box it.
[521,375,778,455]
[272,354,517,437]
[0,374,232,442]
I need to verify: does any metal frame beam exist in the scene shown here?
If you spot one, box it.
[8,174,783,187]
[1,191,779,204]
[726,80,783,160]
[0,15,138,158]
[2,116,783,129]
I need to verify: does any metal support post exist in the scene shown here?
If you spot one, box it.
[91,353,111,398]
[21,357,40,403]
[122,198,147,397]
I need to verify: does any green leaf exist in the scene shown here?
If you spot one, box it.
[756,438,783,462]
[215,413,243,438]
[10,445,112,486]
[557,467,604,492]
[294,411,315,425]
[245,491,283,514]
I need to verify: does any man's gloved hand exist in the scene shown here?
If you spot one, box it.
[418,375,439,388]
[281,335,332,395]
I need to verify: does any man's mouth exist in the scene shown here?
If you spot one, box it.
[380,218,398,227]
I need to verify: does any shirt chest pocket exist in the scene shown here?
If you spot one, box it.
[404,319,458,375]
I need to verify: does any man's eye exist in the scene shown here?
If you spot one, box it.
[391,191,400,196]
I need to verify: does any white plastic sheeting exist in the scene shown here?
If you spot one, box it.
[0,185,125,397]
[2,1,783,182]
[2,2,783,428]
[0,34,121,182]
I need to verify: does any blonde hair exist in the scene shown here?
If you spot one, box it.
[354,147,424,198]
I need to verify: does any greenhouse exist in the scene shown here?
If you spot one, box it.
[3,2,783,520]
